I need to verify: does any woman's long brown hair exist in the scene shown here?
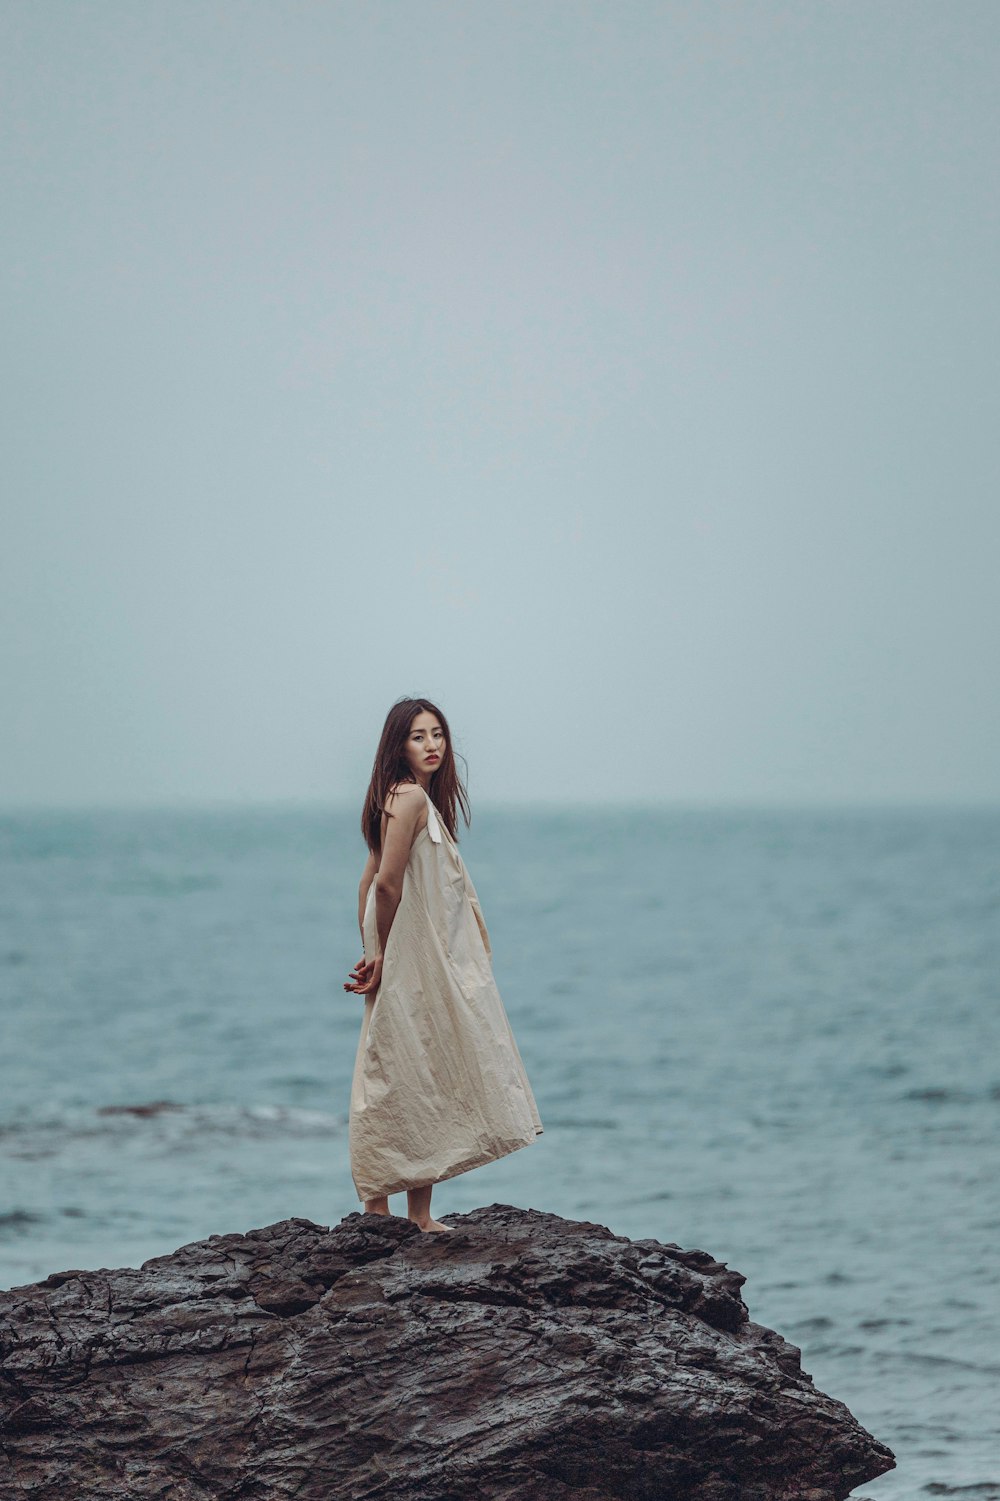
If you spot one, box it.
[361,697,471,854]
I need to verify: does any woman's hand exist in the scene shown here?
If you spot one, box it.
[344,954,383,997]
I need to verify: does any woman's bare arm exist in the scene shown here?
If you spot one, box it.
[344,785,425,996]
[357,850,378,942]
[373,785,423,955]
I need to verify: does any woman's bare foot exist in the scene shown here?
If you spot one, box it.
[408,1214,451,1233]
[363,1195,392,1217]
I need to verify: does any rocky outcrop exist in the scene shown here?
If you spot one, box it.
[0,1204,894,1500]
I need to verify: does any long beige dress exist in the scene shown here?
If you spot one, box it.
[349,788,543,1201]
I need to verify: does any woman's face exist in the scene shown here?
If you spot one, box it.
[402,710,446,779]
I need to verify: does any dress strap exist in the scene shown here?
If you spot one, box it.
[422,788,442,844]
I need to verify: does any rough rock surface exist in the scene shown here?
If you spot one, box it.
[0,1204,894,1500]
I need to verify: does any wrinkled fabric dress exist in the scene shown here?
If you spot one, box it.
[349,788,543,1201]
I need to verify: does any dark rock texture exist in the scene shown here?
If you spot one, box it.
[0,1204,894,1500]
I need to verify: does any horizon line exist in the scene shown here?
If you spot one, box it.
[2,795,998,817]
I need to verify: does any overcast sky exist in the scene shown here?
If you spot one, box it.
[2,1,997,808]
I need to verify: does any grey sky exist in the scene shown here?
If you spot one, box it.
[2,1,997,807]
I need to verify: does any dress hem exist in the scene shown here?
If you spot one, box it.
[353,1126,543,1203]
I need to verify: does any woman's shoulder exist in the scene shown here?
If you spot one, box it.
[381,781,428,835]
[384,780,424,805]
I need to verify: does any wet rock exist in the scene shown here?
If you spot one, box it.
[0,1203,894,1499]
[96,1101,183,1118]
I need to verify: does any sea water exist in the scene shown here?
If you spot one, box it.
[1,803,997,1499]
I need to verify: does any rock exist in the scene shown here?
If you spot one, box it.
[95,1101,183,1118]
[0,1203,894,1500]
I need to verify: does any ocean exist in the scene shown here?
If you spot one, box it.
[1,803,997,1499]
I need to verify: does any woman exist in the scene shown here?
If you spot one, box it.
[344,697,543,1232]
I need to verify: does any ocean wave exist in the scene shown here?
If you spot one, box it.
[0,1210,43,1234]
[873,1349,1000,1378]
[899,1086,1000,1106]
[0,1101,345,1155]
[922,1485,1000,1498]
